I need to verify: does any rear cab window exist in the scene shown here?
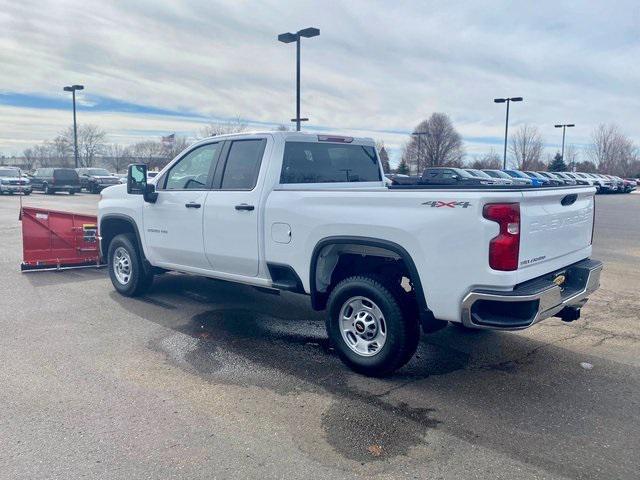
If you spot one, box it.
[53,169,79,181]
[280,141,381,184]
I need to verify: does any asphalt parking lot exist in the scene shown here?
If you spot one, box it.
[0,191,638,480]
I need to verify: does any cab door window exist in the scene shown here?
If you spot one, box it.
[163,143,221,190]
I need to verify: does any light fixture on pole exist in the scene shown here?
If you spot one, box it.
[63,84,84,168]
[554,123,575,169]
[494,96,523,169]
[278,27,320,131]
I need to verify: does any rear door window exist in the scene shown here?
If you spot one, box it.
[220,139,266,190]
[280,142,380,184]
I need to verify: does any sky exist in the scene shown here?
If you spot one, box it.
[0,0,638,166]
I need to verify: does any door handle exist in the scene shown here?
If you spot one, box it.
[235,203,255,211]
[185,202,201,208]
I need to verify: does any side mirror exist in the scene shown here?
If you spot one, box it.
[451,175,459,180]
[127,164,147,195]
[143,183,158,203]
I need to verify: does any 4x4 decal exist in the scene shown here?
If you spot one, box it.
[422,201,471,208]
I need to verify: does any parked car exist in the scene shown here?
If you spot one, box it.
[421,167,499,186]
[583,173,612,193]
[503,169,544,187]
[76,168,120,193]
[525,171,562,186]
[465,168,512,185]
[30,168,81,194]
[483,169,532,186]
[538,171,576,186]
[0,167,31,195]
[550,172,578,185]
[99,131,602,376]
[559,172,589,186]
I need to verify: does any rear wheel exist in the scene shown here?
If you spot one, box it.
[68,189,75,195]
[326,275,420,376]
[107,233,154,297]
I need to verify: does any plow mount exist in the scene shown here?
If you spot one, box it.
[20,206,104,272]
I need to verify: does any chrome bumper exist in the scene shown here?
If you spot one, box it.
[461,259,603,330]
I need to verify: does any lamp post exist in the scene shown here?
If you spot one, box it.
[494,96,523,169]
[554,123,575,170]
[411,131,428,174]
[63,84,84,168]
[277,27,320,131]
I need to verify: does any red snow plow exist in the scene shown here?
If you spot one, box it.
[20,206,102,271]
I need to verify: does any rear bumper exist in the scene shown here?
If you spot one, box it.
[461,258,602,330]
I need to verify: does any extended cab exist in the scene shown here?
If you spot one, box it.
[99,132,602,375]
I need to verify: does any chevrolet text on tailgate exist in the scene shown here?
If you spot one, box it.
[98,132,602,376]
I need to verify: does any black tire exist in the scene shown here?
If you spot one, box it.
[23,191,31,196]
[68,189,75,195]
[107,233,154,297]
[326,275,420,376]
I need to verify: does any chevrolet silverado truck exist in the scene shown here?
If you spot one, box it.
[98,132,602,376]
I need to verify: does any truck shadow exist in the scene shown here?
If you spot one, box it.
[111,272,637,478]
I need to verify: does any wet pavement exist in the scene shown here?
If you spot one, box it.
[0,191,638,479]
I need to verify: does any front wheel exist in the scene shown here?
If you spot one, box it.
[326,275,420,376]
[107,233,154,297]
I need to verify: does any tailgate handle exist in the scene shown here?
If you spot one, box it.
[561,194,577,206]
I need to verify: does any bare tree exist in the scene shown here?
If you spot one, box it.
[588,123,638,176]
[47,135,72,167]
[563,144,580,171]
[63,124,107,167]
[22,148,36,170]
[199,117,248,138]
[402,113,464,173]
[376,141,391,173]
[469,149,501,170]
[575,160,597,173]
[131,141,164,169]
[161,136,189,165]
[276,124,290,131]
[33,144,53,167]
[509,124,544,170]
[105,144,131,173]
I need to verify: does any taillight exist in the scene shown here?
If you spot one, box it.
[483,203,520,271]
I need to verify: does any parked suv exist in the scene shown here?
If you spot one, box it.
[0,167,31,195]
[30,168,81,194]
[77,167,120,193]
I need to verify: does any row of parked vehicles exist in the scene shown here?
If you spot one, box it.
[388,167,637,193]
[0,167,160,195]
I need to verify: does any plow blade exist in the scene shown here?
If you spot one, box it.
[20,207,102,271]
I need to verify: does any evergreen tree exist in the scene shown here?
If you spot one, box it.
[548,152,567,172]
[396,159,410,175]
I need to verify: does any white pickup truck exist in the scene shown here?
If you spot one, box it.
[99,131,602,375]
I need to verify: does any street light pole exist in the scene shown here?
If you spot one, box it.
[278,27,320,131]
[554,123,575,170]
[63,84,84,168]
[494,96,523,169]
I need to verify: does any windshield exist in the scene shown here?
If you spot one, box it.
[504,170,529,179]
[87,168,111,176]
[525,171,545,180]
[484,170,511,179]
[465,169,492,179]
[0,169,20,177]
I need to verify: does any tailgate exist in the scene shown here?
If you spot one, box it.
[518,187,595,271]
